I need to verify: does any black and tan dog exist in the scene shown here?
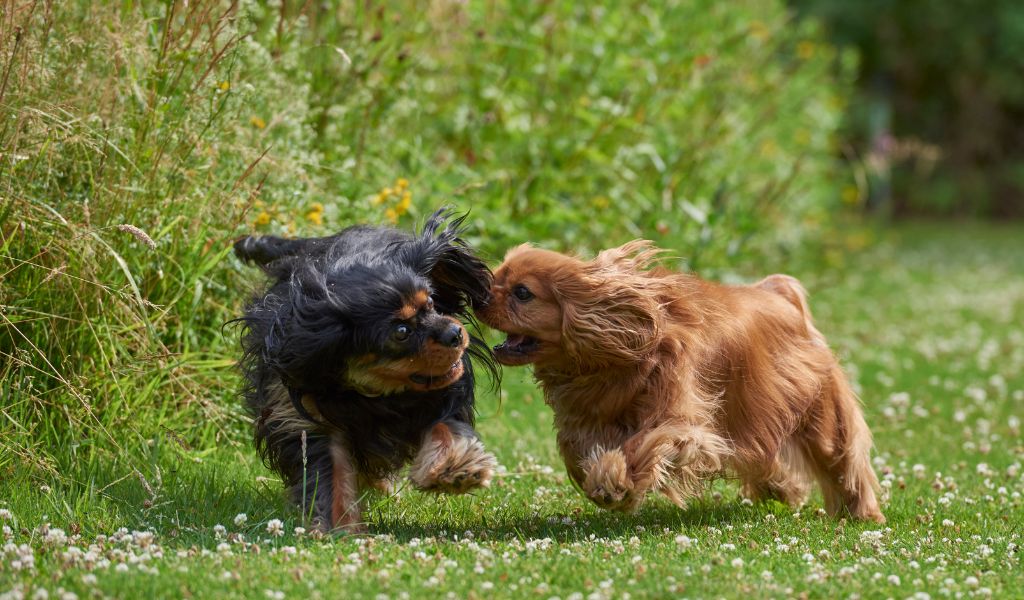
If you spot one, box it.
[234,209,498,532]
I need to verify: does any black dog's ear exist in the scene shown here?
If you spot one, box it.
[234,235,333,268]
[248,270,351,390]
[410,208,492,316]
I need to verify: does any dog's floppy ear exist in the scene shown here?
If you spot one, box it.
[242,266,352,391]
[592,240,664,273]
[551,262,662,369]
[402,208,492,316]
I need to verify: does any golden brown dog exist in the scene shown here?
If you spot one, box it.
[477,241,884,522]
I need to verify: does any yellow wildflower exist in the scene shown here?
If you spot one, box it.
[255,211,271,226]
[381,187,393,197]
[841,185,860,205]
[384,208,398,224]
[395,178,409,190]
[374,193,387,205]
[250,116,266,129]
[219,80,230,91]
[844,231,871,251]
[749,21,770,42]
[309,202,324,213]
[305,211,323,225]
[397,191,412,215]
[797,41,815,60]
[591,196,609,210]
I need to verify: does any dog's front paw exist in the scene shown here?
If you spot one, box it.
[673,429,726,475]
[410,422,497,494]
[582,448,637,511]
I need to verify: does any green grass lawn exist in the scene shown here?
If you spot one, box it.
[2,223,1022,599]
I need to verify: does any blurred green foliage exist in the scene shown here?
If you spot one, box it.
[0,0,850,474]
[792,0,1024,217]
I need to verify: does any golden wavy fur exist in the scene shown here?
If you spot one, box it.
[478,241,884,522]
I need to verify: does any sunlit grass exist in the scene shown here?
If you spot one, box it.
[2,225,1022,598]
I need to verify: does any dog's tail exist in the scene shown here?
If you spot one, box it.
[234,235,309,266]
[755,274,827,346]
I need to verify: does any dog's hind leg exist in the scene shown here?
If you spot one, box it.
[409,420,496,494]
[799,366,885,523]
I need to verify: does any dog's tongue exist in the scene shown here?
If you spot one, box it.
[505,334,527,347]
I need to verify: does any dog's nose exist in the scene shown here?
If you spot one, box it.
[435,323,464,348]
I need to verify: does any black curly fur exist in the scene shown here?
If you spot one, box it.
[232,208,497,529]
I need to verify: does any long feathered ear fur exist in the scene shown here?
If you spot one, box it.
[552,244,664,369]
[394,208,492,315]
[396,207,499,384]
[239,264,353,393]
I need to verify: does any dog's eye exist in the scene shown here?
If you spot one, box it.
[513,284,534,301]
[393,323,412,341]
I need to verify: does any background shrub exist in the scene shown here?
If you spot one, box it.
[792,0,1024,217]
[0,0,850,476]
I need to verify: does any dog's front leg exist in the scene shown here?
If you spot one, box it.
[581,446,638,511]
[622,421,727,505]
[295,432,365,533]
[582,422,727,512]
[409,420,497,494]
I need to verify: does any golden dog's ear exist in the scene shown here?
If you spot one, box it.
[551,264,662,369]
[591,240,664,273]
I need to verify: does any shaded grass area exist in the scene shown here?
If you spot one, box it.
[1,222,1023,598]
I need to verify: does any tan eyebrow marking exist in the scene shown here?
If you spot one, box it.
[396,290,431,320]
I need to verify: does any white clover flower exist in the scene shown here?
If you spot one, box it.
[213,524,226,538]
[43,528,67,547]
[234,514,248,527]
[132,531,154,548]
[731,557,744,568]
[0,509,12,521]
[265,519,284,537]
[674,535,694,549]
[887,574,901,585]
[965,576,980,588]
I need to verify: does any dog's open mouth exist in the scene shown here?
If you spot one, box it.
[494,333,541,366]
[409,360,464,389]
